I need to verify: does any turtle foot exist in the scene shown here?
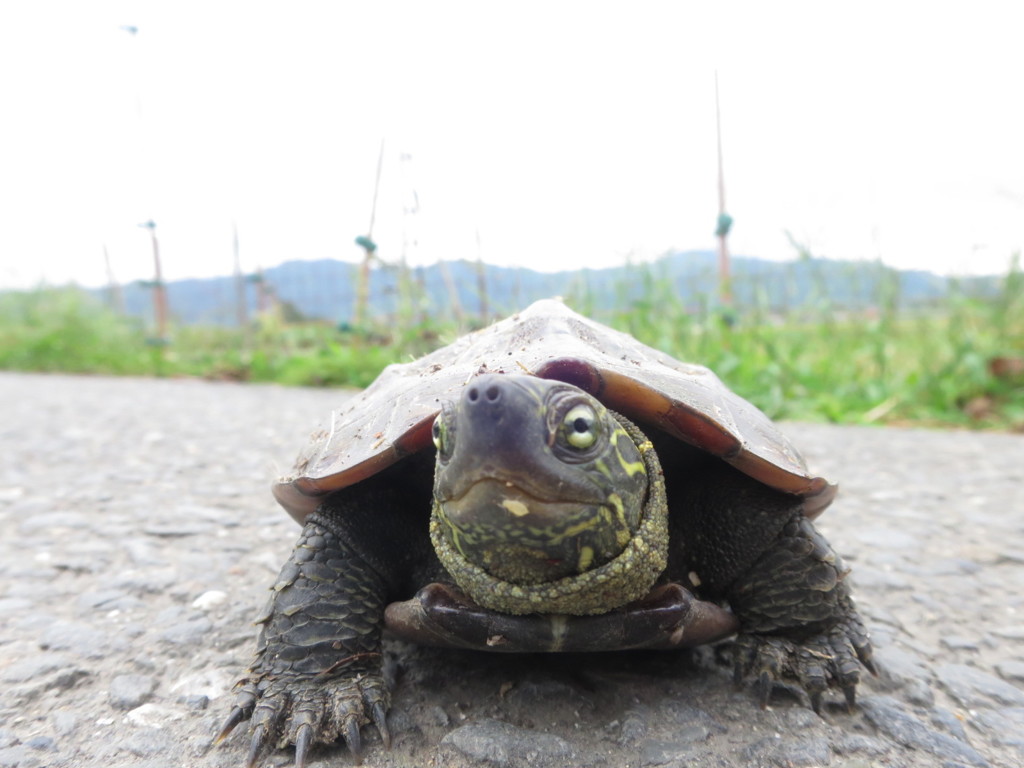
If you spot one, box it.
[216,669,390,767]
[732,614,874,714]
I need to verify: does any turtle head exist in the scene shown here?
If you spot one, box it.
[431,374,649,586]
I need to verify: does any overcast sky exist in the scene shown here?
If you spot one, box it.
[1,1,1021,289]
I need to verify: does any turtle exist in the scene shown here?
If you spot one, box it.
[216,298,873,766]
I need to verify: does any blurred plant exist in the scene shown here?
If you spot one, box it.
[0,287,151,374]
[1,251,1021,431]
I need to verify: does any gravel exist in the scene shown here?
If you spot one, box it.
[1,371,1022,767]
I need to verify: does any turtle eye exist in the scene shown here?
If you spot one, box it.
[562,404,598,449]
[432,417,447,453]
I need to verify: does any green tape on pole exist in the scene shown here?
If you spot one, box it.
[355,235,378,252]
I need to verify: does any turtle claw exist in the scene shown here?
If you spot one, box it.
[756,671,773,709]
[245,723,268,768]
[809,689,825,715]
[294,723,314,768]
[860,651,878,677]
[345,717,363,762]
[217,668,390,766]
[214,705,247,746]
[371,700,392,749]
[844,683,858,712]
[733,615,873,714]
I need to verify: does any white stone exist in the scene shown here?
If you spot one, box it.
[191,590,228,610]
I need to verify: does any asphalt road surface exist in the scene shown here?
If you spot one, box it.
[1,372,1022,768]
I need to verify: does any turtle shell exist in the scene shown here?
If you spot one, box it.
[274,299,835,522]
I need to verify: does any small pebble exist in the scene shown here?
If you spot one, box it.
[940,636,981,652]
[938,663,1024,707]
[191,590,228,610]
[995,660,1024,683]
[440,719,575,768]
[861,696,989,767]
[125,703,185,729]
[109,674,157,711]
[25,737,56,752]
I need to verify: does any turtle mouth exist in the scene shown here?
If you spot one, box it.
[437,478,626,584]
[441,466,606,508]
[442,477,601,525]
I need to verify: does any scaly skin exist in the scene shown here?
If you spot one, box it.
[659,438,875,712]
[727,513,875,712]
[216,512,392,767]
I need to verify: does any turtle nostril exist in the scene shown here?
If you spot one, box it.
[485,385,500,402]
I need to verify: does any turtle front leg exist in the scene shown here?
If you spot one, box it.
[727,512,875,713]
[216,512,391,767]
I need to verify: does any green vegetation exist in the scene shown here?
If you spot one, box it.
[579,256,1024,429]
[0,287,444,388]
[1,256,1021,430]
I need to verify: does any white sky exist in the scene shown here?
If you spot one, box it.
[1,1,1021,289]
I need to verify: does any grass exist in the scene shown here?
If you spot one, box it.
[0,288,443,388]
[1,257,1022,431]
[575,256,1023,429]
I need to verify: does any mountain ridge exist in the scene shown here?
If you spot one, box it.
[95,249,1000,326]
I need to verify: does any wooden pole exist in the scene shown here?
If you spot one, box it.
[141,220,168,341]
[102,244,124,314]
[254,267,270,314]
[354,139,385,327]
[232,222,249,331]
[439,259,465,327]
[715,72,733,307]
[475,229,489,323]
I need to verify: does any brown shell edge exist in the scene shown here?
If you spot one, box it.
[274,416,435,524]
[594,366,837,520]
[272,299,837,524]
